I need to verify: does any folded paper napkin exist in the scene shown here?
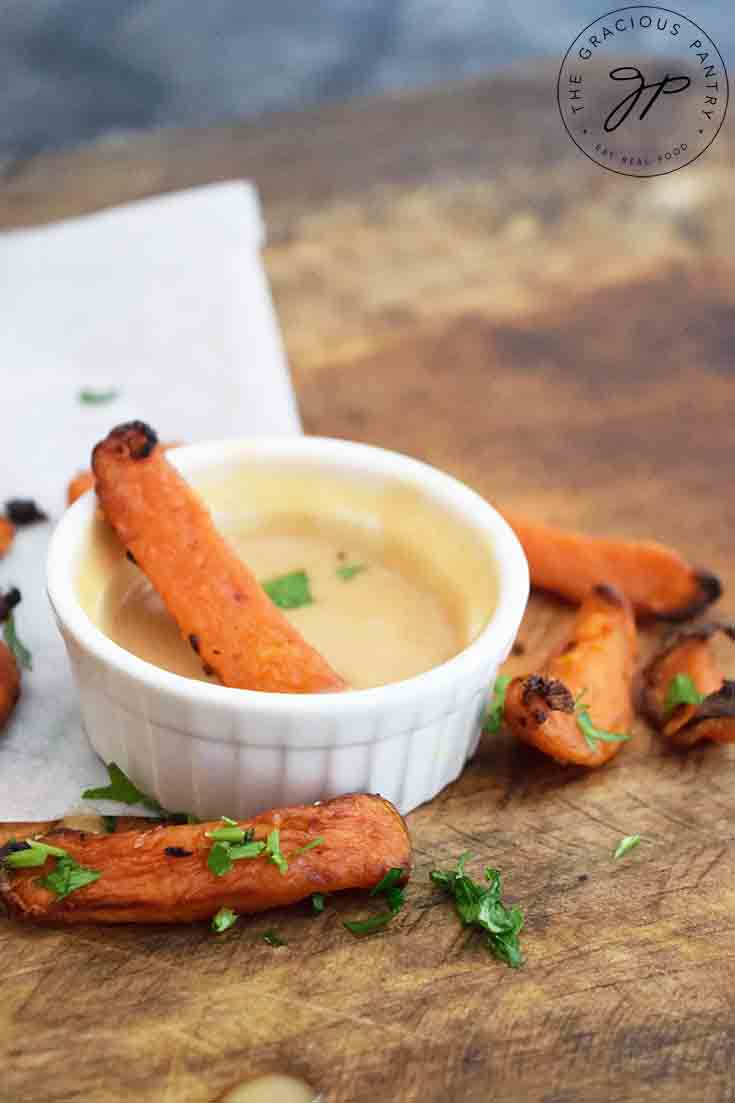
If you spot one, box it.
[0,182,302,820]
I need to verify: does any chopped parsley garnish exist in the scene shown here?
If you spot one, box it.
[82,762,190,821]
[207,841,235,877]
[83,762,164,813]
[262,570,313,610]
[665,674,706,717]
[3,612,32,671]
[265,828,288,874]
[344,867,406,937]
[312,893,326,914]
[212,907,238,933]
[220,816,238,826]
[2,842,48,868]
[343,912,396,936]
[206,826,248,844]
[484,675,512,734]
[102,816,118,834]
[575,703,630,753]
[227,841,266,860]
[263,929,286,947]
[613,834,641,860]
[78,387,120,405]
[337,563,366,581]
[39,855,101,900]
[207,828,264,877]
[293,836,324,855]
[430,852,524,968]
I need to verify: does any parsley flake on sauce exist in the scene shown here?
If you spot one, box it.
[430,853,524,969]
[262,570,313,610]
[336,563,366,581]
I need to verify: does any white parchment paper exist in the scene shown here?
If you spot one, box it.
[0,182,301,819]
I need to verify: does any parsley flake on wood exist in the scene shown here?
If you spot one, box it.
[430,853,524,969]
[262,570,313,610]
[665,674,706,717]
[613,835,641,860]
[78,387,120,405]
[344,866,406,937]
[3,612,32,671]
[39,855,101,900]
[484,675,511,734]
[263,929,286,947]
[212,907,238,933]
[336,563,366,581]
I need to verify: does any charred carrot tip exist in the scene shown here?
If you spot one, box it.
[95,420,159,463]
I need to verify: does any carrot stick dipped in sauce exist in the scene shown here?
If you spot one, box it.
[502,513,721,621]
[641,622,735,746]
[92,422,347,693]
[67,441,182,507]
[0,794,411,925]
[503,583,637,766]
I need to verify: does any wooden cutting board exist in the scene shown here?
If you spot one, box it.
[2,71,735,1103]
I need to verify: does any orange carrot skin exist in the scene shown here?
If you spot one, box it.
[0,642,20,731]
[0,795,411,925]
[504,513,720,621]
[0,517,14,558]
[505,583,637,766]
[92,423,347,694]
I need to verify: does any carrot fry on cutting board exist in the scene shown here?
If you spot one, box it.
[92,422,347,693]
[0,516,15,558]
[504,583,637,766]
[0,794,411,925]
[642,622,735,746]
[503,513,721,621]
[67,441,182,506]
[0,589,22,732]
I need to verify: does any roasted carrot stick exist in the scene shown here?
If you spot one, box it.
[0,794,411,925]
[641,622,735,746]
[67,441,182,506]
[0,516,14,558]
[92,422,347,693]
[503,513,721,621]
[0,588,21,731]
[504,583,637,766]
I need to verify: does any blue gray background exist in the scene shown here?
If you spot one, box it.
[1,0,731,155]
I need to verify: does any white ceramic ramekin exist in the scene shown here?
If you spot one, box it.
[47,437,528,819]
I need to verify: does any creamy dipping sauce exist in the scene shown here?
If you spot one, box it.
[100,514,466,690]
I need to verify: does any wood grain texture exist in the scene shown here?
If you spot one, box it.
[2,72,735,1102]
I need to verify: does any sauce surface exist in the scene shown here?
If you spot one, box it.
[100,514,465,690]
